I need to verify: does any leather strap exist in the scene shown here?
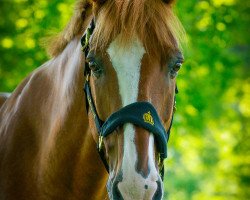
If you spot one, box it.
[84,77,109,172]
[100,102,168,159]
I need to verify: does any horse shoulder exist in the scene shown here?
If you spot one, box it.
[0,61,56,199]
[0,61,53,125]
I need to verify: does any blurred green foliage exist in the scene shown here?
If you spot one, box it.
[0,0,249,199]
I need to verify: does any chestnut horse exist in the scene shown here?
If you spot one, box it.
[0,0,185,199]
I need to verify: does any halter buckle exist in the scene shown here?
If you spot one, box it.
[98,136,104,151]
[86,74,90,82]
[158,154,164,170]
[173,100,177,113]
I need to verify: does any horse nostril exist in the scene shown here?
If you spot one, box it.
[152,180,163,200]
[108,172,124,200]
[112,180,123,200]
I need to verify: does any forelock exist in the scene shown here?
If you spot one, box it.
[92,0,185,57]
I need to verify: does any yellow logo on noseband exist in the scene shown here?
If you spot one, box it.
[143,111,154,125]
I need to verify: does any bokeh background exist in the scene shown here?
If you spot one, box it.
[0,0,249,199]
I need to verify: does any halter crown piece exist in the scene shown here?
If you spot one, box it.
[81,19,178,180]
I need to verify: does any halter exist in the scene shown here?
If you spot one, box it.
[81,19,178,180]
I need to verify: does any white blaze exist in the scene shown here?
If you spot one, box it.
[107,36,160,199]
[107,36,144,107]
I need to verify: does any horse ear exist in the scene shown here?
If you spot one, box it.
[162,0,176,4]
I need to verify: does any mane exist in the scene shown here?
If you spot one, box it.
[45,0,92,57]
[93,0,185,57]
[46,0,185,58]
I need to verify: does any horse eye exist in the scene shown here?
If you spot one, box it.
[173,62,182,72]
[89,61,97,70]
[170,62,182,79]
[89,61,103,78]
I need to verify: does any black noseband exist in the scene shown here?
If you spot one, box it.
[84,76,176,180]
[101,102,168,159]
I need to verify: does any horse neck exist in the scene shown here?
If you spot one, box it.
[51,36,84,107]
[38,37,108,199]
[41,36,88,148]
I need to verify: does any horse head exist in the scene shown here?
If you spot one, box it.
[84,0,184,199]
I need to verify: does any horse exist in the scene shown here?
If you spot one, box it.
[0,0,185,199]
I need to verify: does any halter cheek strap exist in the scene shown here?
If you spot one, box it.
[84,75,103,133]
[84,76,109,171]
